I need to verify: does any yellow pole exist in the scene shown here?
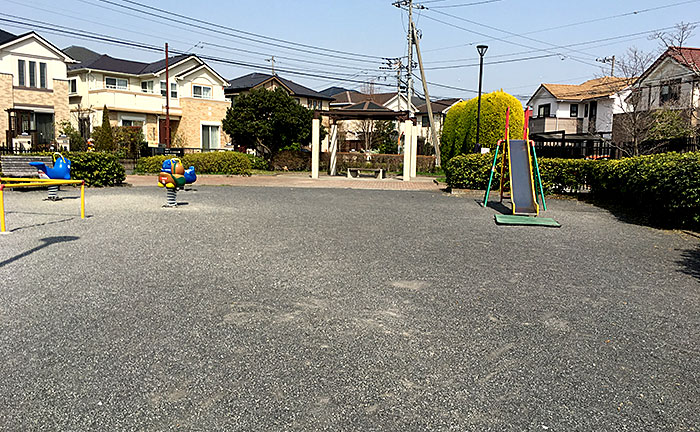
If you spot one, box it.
[0,185,5,233]
[80,181,85,219]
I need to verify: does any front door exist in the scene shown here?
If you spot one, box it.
[159,119,168,146]
[35,113,54,145]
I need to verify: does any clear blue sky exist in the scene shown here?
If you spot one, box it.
[3,0,699,102]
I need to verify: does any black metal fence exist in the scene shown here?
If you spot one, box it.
[532,136,699,160]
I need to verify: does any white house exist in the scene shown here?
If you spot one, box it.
[527,77,632,140]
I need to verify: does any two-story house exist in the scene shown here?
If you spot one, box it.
[64,46,230,150]
[225,73,332,111]
[527,77,632,140]
[416,98,461,147]
[624,46,699,118]
[0,30,75,150]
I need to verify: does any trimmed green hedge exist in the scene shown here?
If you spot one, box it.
[445,151,700,229]
[136,152,251,175]
[1,152,125,186]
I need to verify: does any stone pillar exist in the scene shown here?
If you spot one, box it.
[410,120,418,178]
[329,122,338,176]
[403,119,413,182]
[311,116,320,179]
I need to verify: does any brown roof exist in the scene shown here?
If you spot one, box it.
[416,98,461,114]
[541,77,633,101]
[667,46,700,70]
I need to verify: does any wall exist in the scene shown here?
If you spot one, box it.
[178,98,230,149]
[0,36,68,88]
[0,73,12,144]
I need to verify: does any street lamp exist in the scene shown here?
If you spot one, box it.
[474,44,488,153]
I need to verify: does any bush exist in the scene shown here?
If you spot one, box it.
[247,154,270,170]
[136,151,252,175]
[271,150,311,171]
[445,151,700,229]
[66,152,126,186]
[440,91,524,163]
[320,152,436,174]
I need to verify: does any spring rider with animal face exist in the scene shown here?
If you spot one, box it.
[157,158,196,206]
[29,152,71,201]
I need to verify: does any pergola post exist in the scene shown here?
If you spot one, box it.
[403,119,413,182]
[311,113,320,179]
[410,119,418,178]
[329,121,338,176]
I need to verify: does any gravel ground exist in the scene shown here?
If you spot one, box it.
[0,185,698,431]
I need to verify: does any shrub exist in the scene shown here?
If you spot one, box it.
[136,152,252,175]
[93,106,116,152]
[445,150,700,229]
[58,121,87,152]
[271,150,311,171]
[247,154,270,170]
[113,126,145,159]
[66,152,126,186]
[440,91,524,162]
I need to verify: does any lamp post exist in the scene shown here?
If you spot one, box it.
[474,44,488,153]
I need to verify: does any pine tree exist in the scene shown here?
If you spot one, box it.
[93,105,115,152]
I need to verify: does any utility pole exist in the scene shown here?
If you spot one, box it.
[393,0,442,166]
[266,56,276,75]
[596,55,616,76]
[165,42,170,148]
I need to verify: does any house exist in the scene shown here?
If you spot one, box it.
[623,46,700,118]
[0,30,76,150]
[527,77,633,140]
[64,46,231,150]
[415,98,462,146]
[225,73,332,111]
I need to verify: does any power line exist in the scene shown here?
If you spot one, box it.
[430,0,503,8]
[93,0,387,61]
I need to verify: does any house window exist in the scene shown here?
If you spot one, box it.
[39,63,47,88]
[161,81,177,98]
[68,78,77,94]
[421,115,429,126]
[193,84,212,99]
[584,104,589,118]
[660,79,681,105]
[18,59,25,86]
[201,124,219,150]
[537,103,550,117]
[106,77,128,90]
[570,104,578,117]
[121,119,144,128]
[141,80,154,93]
[28,61,36,87]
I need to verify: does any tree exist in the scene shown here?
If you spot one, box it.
[222,88,319,159]
[440,91,524,163]
[92,105,116,152]
[57,120,86,151]
[373,120,398,154]
[612,23,698,156]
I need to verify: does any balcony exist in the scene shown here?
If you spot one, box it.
[87,88,182,116]
[529,116,582,135]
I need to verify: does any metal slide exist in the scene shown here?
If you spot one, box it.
[507,140,539,215]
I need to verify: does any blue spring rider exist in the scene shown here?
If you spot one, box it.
[29,152,71,200]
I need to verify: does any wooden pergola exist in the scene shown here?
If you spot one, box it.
[311,109,420,181]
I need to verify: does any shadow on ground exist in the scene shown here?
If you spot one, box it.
[0,236,79,268]
[677,244,700,281]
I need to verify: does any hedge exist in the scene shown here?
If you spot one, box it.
[320,152,437,173]
[136,151,251,175]
[444,151,700,229]
[0,152,125,186]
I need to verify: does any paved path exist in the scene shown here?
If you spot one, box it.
[126,173,442,191]
[0,186,698,430]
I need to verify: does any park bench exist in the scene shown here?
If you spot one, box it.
[347,167,384,179]
[0,155,52,178]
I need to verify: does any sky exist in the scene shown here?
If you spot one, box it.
[3,0,700,103]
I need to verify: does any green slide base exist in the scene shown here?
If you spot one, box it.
[494,214,561,228]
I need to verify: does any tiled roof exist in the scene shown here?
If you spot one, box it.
[416,98,461,113]
[666,46,700,70]
[63,46,101,70]
[319,86,352,97]
[342,101,392,111]
[66,46,194,75]
[541,77,633,101]
[330,90,424,108]
[226,72,332,100]
[0,29,18,45]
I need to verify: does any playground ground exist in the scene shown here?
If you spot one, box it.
[0,184,698,430]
